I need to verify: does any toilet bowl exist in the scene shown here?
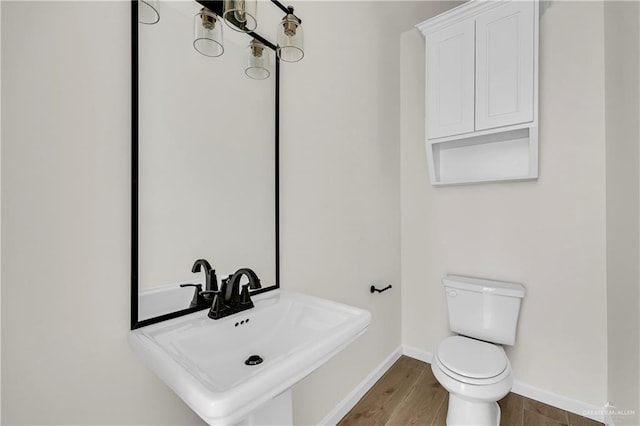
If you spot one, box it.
[431,336,513,425]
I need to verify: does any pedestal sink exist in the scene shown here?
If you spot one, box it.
[129,290,371,425]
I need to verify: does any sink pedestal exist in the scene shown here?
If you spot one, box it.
[235,389,292,426]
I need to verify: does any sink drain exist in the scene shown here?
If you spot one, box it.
[245,354,263,366]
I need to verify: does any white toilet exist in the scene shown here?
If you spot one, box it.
[431,275,525,426]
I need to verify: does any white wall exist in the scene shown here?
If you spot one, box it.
[401,1,608,407]
[279,2,455,423]
[604,1,640,423]
[1,1,3,420]
[1,2,204,424]
[1,1,450,424]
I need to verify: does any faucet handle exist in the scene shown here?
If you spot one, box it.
[220,276,240,306]
[200,290,227,319]
[240,284,255,307]
[180,283,206,308]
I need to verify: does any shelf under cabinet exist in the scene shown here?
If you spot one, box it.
[426,127,538,186]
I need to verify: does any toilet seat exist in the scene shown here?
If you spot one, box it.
[436,336,510,385]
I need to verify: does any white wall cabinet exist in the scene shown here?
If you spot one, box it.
[426,19,475,139]
[475,1,535,131]
[417,1,539,186]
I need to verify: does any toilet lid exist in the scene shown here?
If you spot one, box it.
[437,336,508,379]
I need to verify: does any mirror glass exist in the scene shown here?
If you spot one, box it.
[133,1,279,327]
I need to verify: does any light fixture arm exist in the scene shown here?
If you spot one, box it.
[271,2,302,24]
[270,1,290,14]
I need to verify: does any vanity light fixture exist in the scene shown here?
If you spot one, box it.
[142,0,305,77]
[223,0,257,33]
[193,7,224,57]
[276,7,304,62]
[138,0,160,24]
[245,39,271,80]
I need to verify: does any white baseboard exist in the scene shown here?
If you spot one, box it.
[402,344,433,364]
[318,346,403,426]
[511,381,608,424]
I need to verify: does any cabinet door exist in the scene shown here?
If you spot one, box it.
[475,1,534,131]
[426,19,475,139]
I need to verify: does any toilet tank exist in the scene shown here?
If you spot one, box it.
[443,275,525,346]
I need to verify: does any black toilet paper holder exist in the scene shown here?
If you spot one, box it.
[370,284,392,294]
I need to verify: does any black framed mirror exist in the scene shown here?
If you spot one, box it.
[131,0,280,329]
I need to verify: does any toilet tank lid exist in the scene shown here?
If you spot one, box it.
[442,275,526,298]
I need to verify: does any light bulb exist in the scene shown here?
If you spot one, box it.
[193,8,224,57]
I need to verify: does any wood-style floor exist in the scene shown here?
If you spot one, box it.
[338,356,603,426]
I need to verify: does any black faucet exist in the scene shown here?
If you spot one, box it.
[191,259,218,292]
[202,268,262,320]
[223,268,262,306]
[179,283,206,308]
[178,259,218,309]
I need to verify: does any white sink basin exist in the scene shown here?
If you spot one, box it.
[129,290,371,425]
